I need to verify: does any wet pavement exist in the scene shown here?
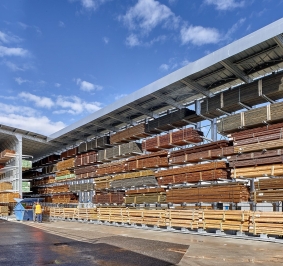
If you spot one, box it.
[1,219,283,265]
[0,220,187,266]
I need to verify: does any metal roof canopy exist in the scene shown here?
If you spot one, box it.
[1,18,283,160]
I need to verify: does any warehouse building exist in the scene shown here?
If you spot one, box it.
[1,18,283,239]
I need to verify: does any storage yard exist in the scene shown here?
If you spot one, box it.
[1,18,283,264]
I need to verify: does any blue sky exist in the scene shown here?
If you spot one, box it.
[0,0,282,135]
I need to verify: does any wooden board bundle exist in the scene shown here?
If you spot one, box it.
[0,205,9,216]
[74,165,97,179]
[145,108,196,133]
[93,192,125,204]
[60,147,78,159]
[199,210,250,232]
[201,72,283,118]
[234,139,283,154]
[254,177,283,190]
[110,123,149,144]
[157,169,228,185]
[166,184,249,203]
[94,176,112,190]
[75,151,97,167]
[0,192,20,203]
[156,161,227,178]
[167,209,199,229]
[142,128,203,152]
[97,207,130,223]
[69,183,94,192]
[46,185,69,194]
[169,140,231,164]
[0,182,12,191]
[249,211,283,235]
[110,175,158,189]
[126,150,169,170]
[126,187,166,195]
[229,156,283,168]
[96,160,126,175]
[218,102,283,134]
[127,209,167,226]
[0,149,15,164]
[252,189,283,202]
[98,142,143,161]
[51,194,78,204]
[231,164,283,178]
[113,170,155,181]
[56,158,75,171]
[125,193,166,204]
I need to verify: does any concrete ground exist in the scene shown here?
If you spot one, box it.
[2,219,283,265]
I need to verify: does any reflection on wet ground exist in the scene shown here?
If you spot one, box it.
[0,220,187,266]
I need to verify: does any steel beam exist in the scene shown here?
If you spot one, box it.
[274,34,283,50]
[127,103,158,118]
[181,78,213,98]
[221,59,252,83]
[107,114,136,126]
[153,91,184,109]
[91,122,118,132]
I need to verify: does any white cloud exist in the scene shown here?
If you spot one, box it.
[18,22,42,34]
[0,31,21,44]
[204,0,245,10]
[224,17,246,41]
[1,103,37,116]
[180,25,221,46]
[59,21,65,27]
[103,37,109,44]
[125,34,141,47]
[76,78,102,91]
[0,113,65,135]
[14,77,30,85]
[55,83,61,87]
[75,0,109,11]
[0,46,28,57]
[159,63,169,71]
[121,0,179,34]
[56,95,101,114]
[19,92,55,108]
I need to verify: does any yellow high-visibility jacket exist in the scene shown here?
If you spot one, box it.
[35,204,42,214]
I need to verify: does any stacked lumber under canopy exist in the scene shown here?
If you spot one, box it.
[94,176,113,190]
[217,101,283,134]
[33,176,55,186]
[55,170,75,181]
[145,108,196,134]
[97,142,143,161]
[169,140,232,165]
[56,158,75,171]
[111,176,158,189]
[199,210,250,232]
[251,177,283,202]
[166,183,249,204]
[96,160,126,175]
[0,149,15,164]
[125,188,167,204]
[113,170,155,180]
[93,192,125,204]
[69,183,94,192]
[110,123,149,144]
[60,147,78,159]
[51,194,78,204]
[0,182,12,191]
[0,192,20,203]
[74,165,97,179]
[0,206,9,216]
[167,209,199,229]
[249,211,283,236]
[126,150,168,170]
[142,128,203,152]
[201,72,283,119]
[75,151,98,167]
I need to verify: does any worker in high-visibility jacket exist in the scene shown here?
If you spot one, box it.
[35,202,43,223]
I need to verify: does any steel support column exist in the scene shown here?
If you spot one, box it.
[15,134,22,197]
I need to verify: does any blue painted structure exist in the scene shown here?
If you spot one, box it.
[13,198,44,221]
